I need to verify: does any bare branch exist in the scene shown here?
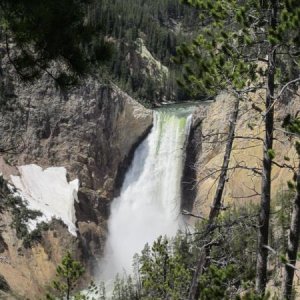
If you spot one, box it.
[272,160,297,173]
[231,193,260,199]
[276,77,300,100]
[182,210,207,221]
[274,127,300,138]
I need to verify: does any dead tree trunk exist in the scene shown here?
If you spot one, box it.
[208,96,240,221]
[282,160,300,299]
[255,1,277,295]
[188,96,240,300]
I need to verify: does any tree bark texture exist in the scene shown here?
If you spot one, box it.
[282,160,300,299]
[255,1,277,293]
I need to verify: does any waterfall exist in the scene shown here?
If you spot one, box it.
[100,105,195,280]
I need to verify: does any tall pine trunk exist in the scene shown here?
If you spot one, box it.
[255,1,277,294]
[255,58,275,295]
[188,96,240,300]
[282,160,300,299]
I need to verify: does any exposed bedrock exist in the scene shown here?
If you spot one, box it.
[186,91,300,218]
[0,53,152,297]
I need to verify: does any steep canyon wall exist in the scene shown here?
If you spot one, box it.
[0,53,152,298]
[187,91,300,218]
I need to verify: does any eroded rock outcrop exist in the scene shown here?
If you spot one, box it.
[0,215,77,299]
[0,51,152,297]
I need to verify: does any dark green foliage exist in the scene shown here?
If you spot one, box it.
[89,0,199,104]
[22,221,50,248]
[282,114,300,157]
[198,264,238,300]
[110,234,194,300]
[177,0,300,98]
[175,2,299,294]
[109,206,261,300]
[41,206,280,300]
[0,0,112,86]
[0,175,48,248]
[94,0,197,65]
[267,149,276,160]
[282,115,300,136]
[46,251,85,300]
[46,253,105,300]
[203,205,258,288]
[2,194,41,238]
[0,0,200,104]
[138,236,192,299]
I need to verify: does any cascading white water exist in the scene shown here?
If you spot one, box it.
[100,105,195,280]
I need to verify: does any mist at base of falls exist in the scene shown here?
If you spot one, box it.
[99,106,195,281]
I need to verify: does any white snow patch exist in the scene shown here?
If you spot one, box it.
[10,164,79,236]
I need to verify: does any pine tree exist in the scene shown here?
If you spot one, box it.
[177,0,300,297]
[46,252,85,300]
[0,0,111,86]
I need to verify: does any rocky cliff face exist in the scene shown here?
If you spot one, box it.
[0,52,152,298]
[188,91,300,218]
[0,216,77,300]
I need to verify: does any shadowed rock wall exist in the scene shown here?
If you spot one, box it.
[0,51,152,298]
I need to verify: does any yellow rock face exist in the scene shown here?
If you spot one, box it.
[0,212,77,299]
[193,89,300,217]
